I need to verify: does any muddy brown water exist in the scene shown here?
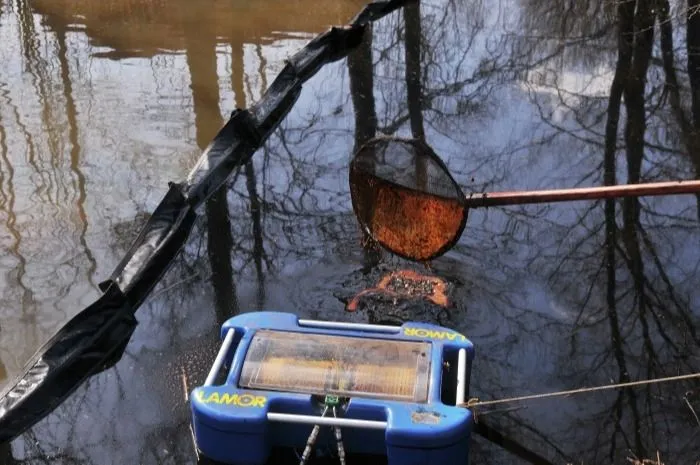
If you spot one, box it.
[0,0,699,464]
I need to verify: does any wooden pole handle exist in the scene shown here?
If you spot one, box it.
[464,180,700,208]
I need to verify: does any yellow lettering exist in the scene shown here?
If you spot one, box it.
[219,393,235,405]
[403,327,467,341]
[196,390,267,407]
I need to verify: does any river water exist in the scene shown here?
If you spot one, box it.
[0,0,699,463]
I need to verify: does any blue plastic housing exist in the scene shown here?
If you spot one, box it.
[190,312,475,465]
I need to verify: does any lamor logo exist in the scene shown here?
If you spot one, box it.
[403,327,467,341]
[195,390,267,407]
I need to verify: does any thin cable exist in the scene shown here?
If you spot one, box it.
[299,406,329,465]
[332,406,346,465]
[460,372,700,409]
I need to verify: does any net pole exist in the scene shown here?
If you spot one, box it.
[463,180,700,208]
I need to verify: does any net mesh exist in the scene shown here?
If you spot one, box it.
[351,138,464,198]
[349,137,468,261]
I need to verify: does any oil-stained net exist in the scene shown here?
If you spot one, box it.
[349,137,468,261]
[239,329,431,403]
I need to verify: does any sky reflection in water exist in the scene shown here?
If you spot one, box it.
[0,0,699,463]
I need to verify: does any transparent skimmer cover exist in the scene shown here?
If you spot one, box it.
[239,329,432,403]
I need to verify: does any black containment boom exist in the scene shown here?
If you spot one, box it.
[0,0,416,443]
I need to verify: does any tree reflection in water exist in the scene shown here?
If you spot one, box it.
[481,1,700,463]
[0,0,698,464]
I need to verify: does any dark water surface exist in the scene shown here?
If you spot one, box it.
[1,0,699,463]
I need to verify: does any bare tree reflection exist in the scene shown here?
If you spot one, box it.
[54,20,98,289]
[404,1,424,141]
[618,1,655,457]
[0,90,30,318]
[340,1,699,463]
[231,40,268,309]
[403,1,428,196]
[348,24,381,269]
[1,1,697,464]
[656,0,700,217]
[498,0,700,463]
[184,19,238,324]
[244,159,267,309]
[2,0,105,384]
[690,1,700,134]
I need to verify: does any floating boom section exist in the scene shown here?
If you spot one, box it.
[0,0,415,443]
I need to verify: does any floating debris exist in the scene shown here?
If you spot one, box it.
[346,269,450,312]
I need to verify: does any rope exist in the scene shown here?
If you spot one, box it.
[460,372,700,410]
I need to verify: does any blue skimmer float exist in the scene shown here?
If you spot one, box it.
[190,312,475,465]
